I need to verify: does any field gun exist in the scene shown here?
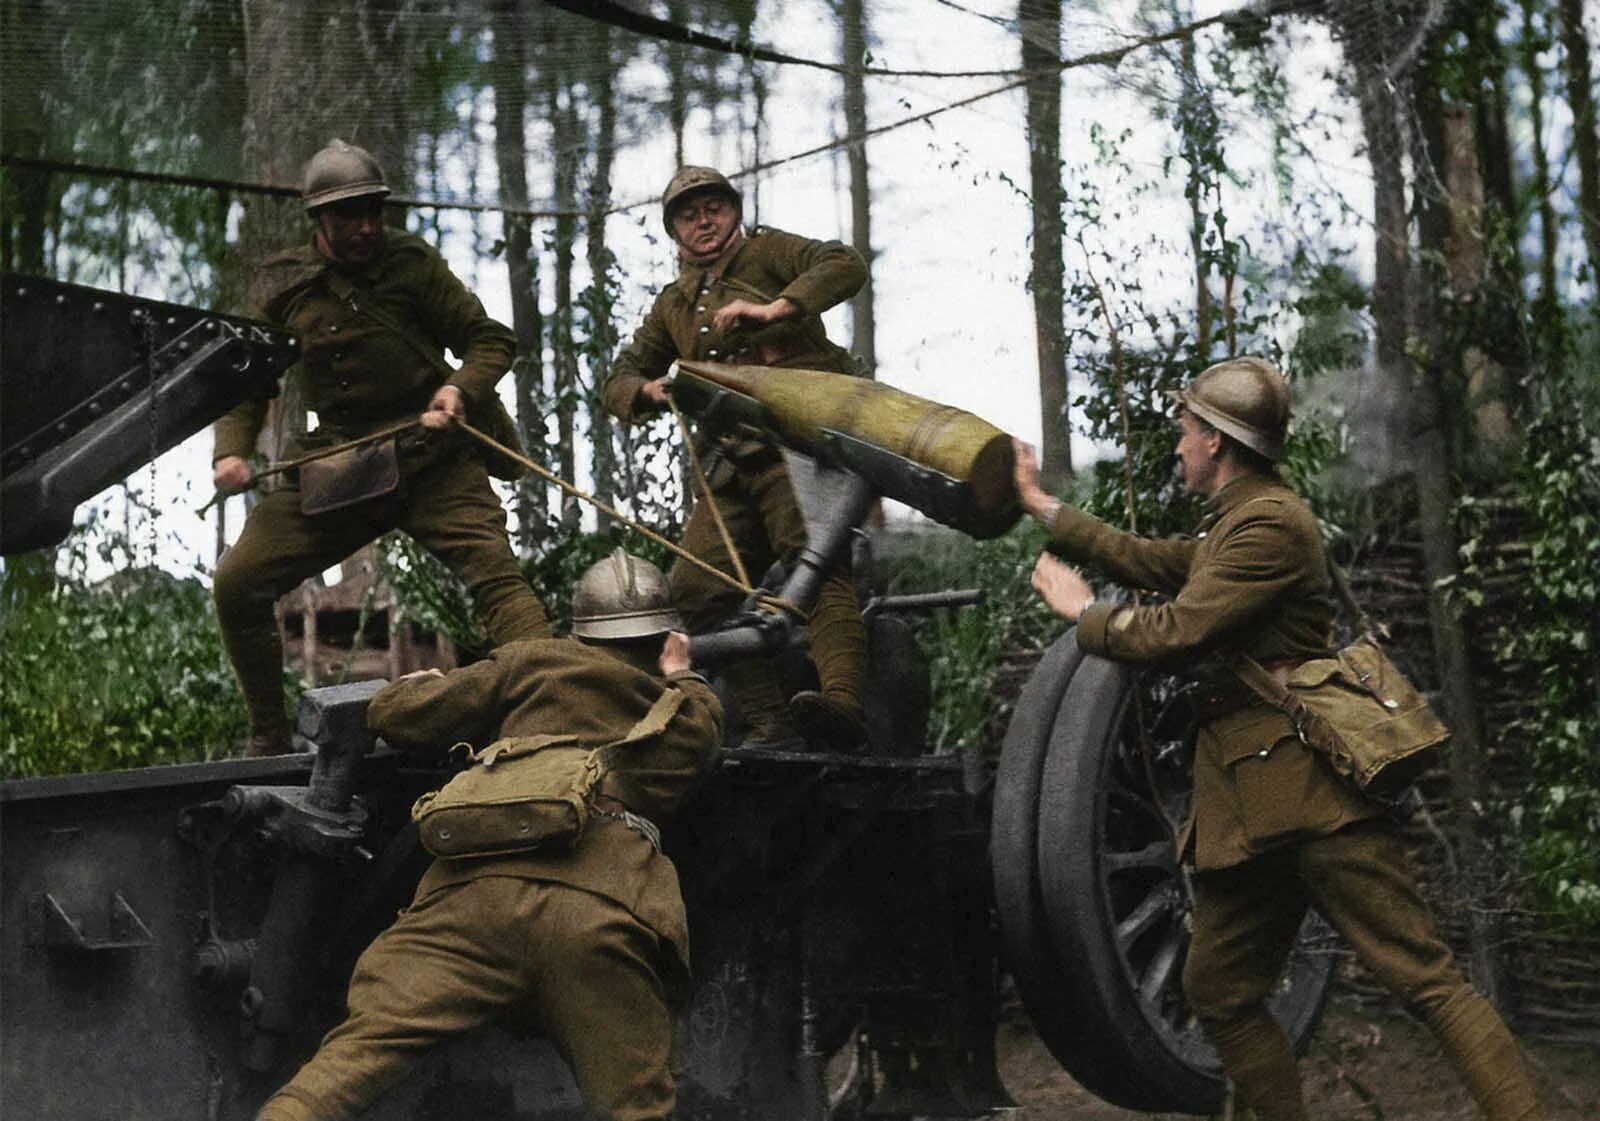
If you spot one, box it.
[1,275,1334,1119]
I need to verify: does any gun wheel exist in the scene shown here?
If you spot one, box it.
[994,638,1335,1113]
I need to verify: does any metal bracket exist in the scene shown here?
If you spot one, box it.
[39,891,153,952]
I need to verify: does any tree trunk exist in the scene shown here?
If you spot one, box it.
[238,0,413,462]
[586,28,619,526]
[0,0,59,275]
[1557,0,1600,279]
[840,0,877,377]
[548,75,582,528]
[1411,64,1506,1009]
[491,0,548,550]
[1020,0,1071,488]
[666,0,690,168]
[1519,0,1564,380]
[1178,30,1214,361]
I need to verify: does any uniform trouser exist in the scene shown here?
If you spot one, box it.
[668,451,865,736]
[214,443,550,742]
[255,875,677,1121]
[1184,820,1542,1121]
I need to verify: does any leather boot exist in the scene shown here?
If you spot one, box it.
[243,732,295,758]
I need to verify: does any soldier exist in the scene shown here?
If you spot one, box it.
[255,550,723,1121]
[213,140,550,756]
[601,166,868,747]
[1013,358,1543,1121]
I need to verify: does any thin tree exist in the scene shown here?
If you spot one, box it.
[1556,0,1600,280]
[491,0,549,548]
[840,0,878,377]
[1021,0,1071,487]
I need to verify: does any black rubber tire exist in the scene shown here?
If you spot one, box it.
[990,631,1087,1057]
[1032,652,1334,1113]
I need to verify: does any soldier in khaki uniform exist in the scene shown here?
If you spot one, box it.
[256,551,723,1121]
[213,141,550,756]
[1014,358,1542,1121]
[602,166,868,746]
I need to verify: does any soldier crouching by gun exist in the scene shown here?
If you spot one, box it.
[255,551,722,1121]
[601,166,869,750]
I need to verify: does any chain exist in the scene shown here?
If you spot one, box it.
[142,311,160,565]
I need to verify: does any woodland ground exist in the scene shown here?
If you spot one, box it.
[996,989,1600,1120]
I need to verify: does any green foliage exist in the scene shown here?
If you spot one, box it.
[1,555,249,778]
[884,525,1059,752]
[1501,346,1600,927]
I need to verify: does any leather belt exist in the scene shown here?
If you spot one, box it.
[589,793,661,853]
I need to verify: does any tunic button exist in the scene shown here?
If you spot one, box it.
[329,324,340,333]
[340,380,351,390]
[697,305,708,313]
[708,349,720,358]
[698,325,709,334]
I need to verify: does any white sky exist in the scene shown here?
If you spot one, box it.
[38,0,1427,580]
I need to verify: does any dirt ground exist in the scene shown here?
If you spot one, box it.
[995,991,1600,1120]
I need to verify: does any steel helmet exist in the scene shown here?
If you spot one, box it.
[1171,356,1292,462]
[301,140,391,213]
[661,166,741,229]
[571,549,682,641]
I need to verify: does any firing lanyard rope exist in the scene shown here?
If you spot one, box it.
[198,413,804,619]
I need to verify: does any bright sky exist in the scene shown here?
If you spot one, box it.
[52,0,1383,582]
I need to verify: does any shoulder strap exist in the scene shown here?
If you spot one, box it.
[612,687,687,749]
[323,270,455,382]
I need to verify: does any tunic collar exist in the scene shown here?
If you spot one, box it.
[673,227,749,298]
[1198,472,1288,527]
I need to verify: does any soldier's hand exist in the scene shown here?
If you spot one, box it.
[659,631,691,676]
[213,455,254,494]
[397,667,444,682]
[421,385,466,430]
[640,378,672,408]
[1031,554,1096,622]
[711,296,798,334]
[1011,439,1055,521]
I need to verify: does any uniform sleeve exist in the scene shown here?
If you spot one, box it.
[603,295,679,424]
[1047,503,1195,595]
[365,652,509,751]
[1075,508,1311,665]
[212,394,271,463]
[419,246,515,408]
[763,230,867,316]
[663,671,725,756]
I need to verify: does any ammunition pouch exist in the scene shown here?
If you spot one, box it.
[298,437,400,516]
[1233,637,1449,798]
[410,687,686,859]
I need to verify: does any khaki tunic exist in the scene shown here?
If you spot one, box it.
[258,638,723,1121]
[602,227,864,423]
[601,229,870,728]
[1044,473,1379,871]
[213,230,546,745]
[216,230,515,459]
[1046,476,1542,1121]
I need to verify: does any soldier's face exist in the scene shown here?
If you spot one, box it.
[314,197,386,264]
[669,192,739,257]
[1175,410,1222,495]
